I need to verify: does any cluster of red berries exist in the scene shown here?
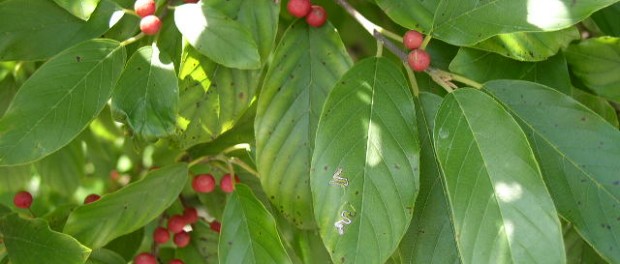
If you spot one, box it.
[134,253,185,264]
[192,173,239,194]
[135,0,199,36]
[287,0,327,28]
[403,30,431,72]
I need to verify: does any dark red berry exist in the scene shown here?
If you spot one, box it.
[220,174,239,193]
[183,207,199,224]
[403,30,424,50]
[167,215,186,234]
[13,191,33,209]
[140,15,161,35]
[134,0,156,18]
[134,253,157,264]
[210,220,221,233]
[83,194,101,204]
[153,227,170,244]
[173,231,191,248]
[170,259,185,264]
[306,5,327,28]
[192,174,215,193]
[407,49,431,72]
[287,0,311,18]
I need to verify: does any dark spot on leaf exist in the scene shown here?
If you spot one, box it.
[238,92,244,99]
[228,241,233,245]
[613,180,620,185]
[270,195,275,200]
[394,164,401,169]
[341,257,345,263]
[137,67,141,71]
[76,56,81,62]
[581,116,587,122]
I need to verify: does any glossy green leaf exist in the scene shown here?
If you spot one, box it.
[473,28,580,61]
[174,3,260,69]
[485,80,620,263]
[219,184,292,264]
[399,92,460,264]
[86,249,126,264]
[63,163,188,249]
[0,0,119,61]
[174,44,260,149]
[42,204,75,232]
[311,57,419,264]
[591,2,620,36]
[434,88,565,264]
[565,37,620,102]
[35,139,84,195]
[0,213,91,264]
[571,87,619,127]
[206,0,280,62]
[375,0,617,46]
[255,20,353,229]
[449,49,572,94]
[0,75,18,116]
[0,39,126,166]
[111,45,178,141]
[53,0,101,20]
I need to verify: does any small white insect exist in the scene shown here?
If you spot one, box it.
[329,168,349,187]
[334,210,353,235]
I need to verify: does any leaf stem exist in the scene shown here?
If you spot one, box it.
[119,33,144,46]
[229,157,259,177]
[404,64,420,97]
[333,0,401,43]
[420,34,432,50]
[376,40,384,57]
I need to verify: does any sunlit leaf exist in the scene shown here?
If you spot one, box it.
[52,0,101,21]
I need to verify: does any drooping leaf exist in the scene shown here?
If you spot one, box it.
[472,28,580,61]
[174,3,260,69]
[449,49,572,94]
[0,213,91,264]
[0,0,119,61]
[565,37,620,102]
[571,87,619,127]
[375,0,617,46]
[219,184,292,264]
[485,80,620,263]
[591,2,620,36]
[399,92,460,264]
[111,45,178,141]
[255,20,353,229]
[85,249,126,264]
[63,163,188,249]
[434,88,565,264]
[311,57,419,264]
[52,0,101,21]
[35,139,84,195]
[0,39,126,166]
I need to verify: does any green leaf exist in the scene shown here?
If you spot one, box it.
[0,165,31,192]
[564,224,609,264]
[399,92,460,264]
[472,28,580,61]
[571,87,619,127]
[174,3,261,69]
[565,37,620,102]
[111,45,178,141]
[102,228,144,261]
[375,0,617,46]
[591,2,620,36]
[52,0,101,21]
[0,0,119,61]
[311,57,419,263]
[219,184,292,264]
[174,44,260,149]
[63,163,188,249]
[434,88,565,264]
[485,80,620,263]
[0,39,126,166]
[0,75,19,116]
[175,220,219,264]
[449,49,572,94]
[86,249,126,264]
[35,139,84,195]
[0,213,91,264]
[255,20,353,229]
[206,0,280,62]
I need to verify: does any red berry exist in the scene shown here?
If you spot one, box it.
[306,5,327,28]
[134,0,156,18]
[220,174,239,193]
[210,220,221,233]
[140,15,161,35]
[403,30,424,50]
[153,227,170,244]
[167,215,186,234]
[173,231,191,248]
[134,253,157,264]
[192,174,215,193]
[287,0,311,18]
[407,49,431,72]
[83,194,101,204]
[183,207,199,224]
[170,259,185,264]
[13,191,33,209]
